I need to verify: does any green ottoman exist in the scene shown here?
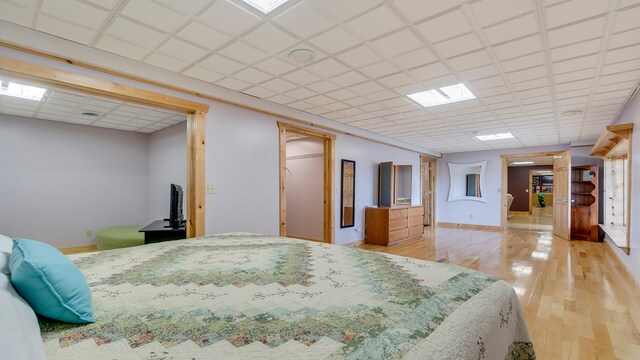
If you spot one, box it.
[96,226,145,251]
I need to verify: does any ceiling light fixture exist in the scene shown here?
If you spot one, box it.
[407,83,475,108]
[475,132,514,141]
[511,161,534,165]
[239,0,291,14]
[0,80,46,101]
[288,49,316,64]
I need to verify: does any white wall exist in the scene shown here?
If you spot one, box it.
[0,114,149,248]
[0,47,425,247]
[436,144,570,227]
[335,135,421,245]
[285,139,324,241]
[148,123,186,222]
[610,90,640,281]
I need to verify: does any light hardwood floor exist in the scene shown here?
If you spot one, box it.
[360,226,640,360]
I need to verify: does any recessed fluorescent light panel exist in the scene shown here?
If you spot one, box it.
[239,0,291,13]
[475,132,514,141]
[0,80,47,101]
[512,161,534,165]
[407,83,475,108]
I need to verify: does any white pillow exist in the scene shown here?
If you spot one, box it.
[0,234,12,275]
[0,273,46,359]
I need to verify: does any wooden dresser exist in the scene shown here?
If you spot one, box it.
[365,206,424,246]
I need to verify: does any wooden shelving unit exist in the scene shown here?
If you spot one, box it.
[570,165,598,241]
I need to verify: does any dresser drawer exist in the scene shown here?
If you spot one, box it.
[408,215,422,227]
[408,207,424,217]
[389,228,408,243]
[408,225,423,237]
[389,208,408,220]
[389,217,408,231]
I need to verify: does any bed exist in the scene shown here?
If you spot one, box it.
[39,233,535,359]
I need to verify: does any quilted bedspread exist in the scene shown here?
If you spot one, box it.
[40,233,535,359]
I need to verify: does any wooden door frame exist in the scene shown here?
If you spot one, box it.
[278,122,336,244]
[420,155,437,226]
[0,55,210,238]
[500,151,568,230]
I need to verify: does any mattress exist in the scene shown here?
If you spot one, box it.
[40,233,535,359]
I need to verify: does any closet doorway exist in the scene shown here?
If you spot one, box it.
[278,122,335,243]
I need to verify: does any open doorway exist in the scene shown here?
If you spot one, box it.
[278,122,335,243]
[501,151,571,239]
[506,157,554,231]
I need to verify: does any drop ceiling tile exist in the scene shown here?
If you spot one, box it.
[360,61,401,78]
[288,100,314,110]
[594,81,636,93]
[145,53,189,71]
[349,81,385,95]
[35,15,94,44]
[392,0,460,23]
[601,58,640,74]
[546,0,609,29]
[199,54,245,74]
[307,80,341,93]
[346,6,404,40]
[554,68,595,83]
[324,102,350,111]
[285,87,317,99]
[273,1,333,38]
[512,77,549,91]
[614,6,640,33]
[598,70,640,85]
[216,77,252,91]
[199,0,261,37]
[95,35,148,60]
[433,33,483,58]
[392,48,438,69]
[336,45,383,68]
[548,17,606,48]
[282,69,322,85]
[377,72,414,88]
[447,50,492,71]
[415,10,472,44]
[501,52,546,72]
[233,67,273,83]
[260,78,298,93]
[306,95,335,106]
[121,0,186,32]
[493,34,542,60]
[422,74,460,89]
[157,38,209,64]
[254,57,297,75]
[219,41,268,64]
[470,75,505,89]
[242,23,298,54]
[604,44,640,64]
[470,0,534,27]
[609,28,640,49]
[182,66,225,83]
[344,96,373,107]
[483,13,538,44]
[554,79,593,92]
[324,88,357,100]
[371,29,423,58]
[312,0,380,21]
[550,39,601,62]
[177,21,232,51]
[41,0,108,30]
[331,71,368,87]
[154,0,210,16]
[458,64,500,80]
[306,58,350,78]
[106,17,165,49]
[308,27,360,54]
[0,1,34,27]
[409,61,450,81]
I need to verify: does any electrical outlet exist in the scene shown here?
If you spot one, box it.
[205,184,216,194]
[85,230,92,238]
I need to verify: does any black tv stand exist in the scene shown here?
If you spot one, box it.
[139,220,186,244]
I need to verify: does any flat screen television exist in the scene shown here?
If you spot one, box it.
[169,184,185,228]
